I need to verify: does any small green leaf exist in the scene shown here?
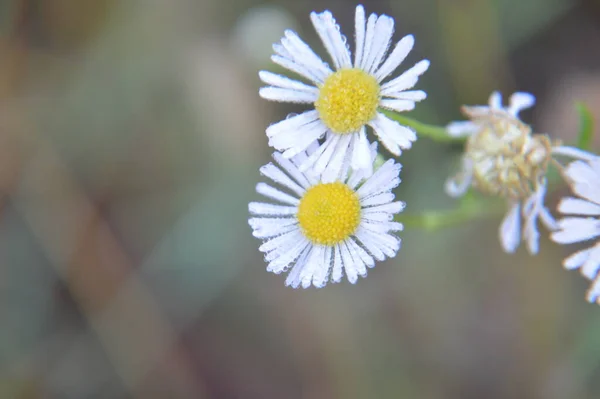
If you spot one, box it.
[575,102,595,151]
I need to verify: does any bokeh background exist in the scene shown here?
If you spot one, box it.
[1,0,600,397]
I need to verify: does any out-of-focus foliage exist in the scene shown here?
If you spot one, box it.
[1,0,600,398]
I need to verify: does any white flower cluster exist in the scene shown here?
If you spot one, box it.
[250,4,428,288]
[248,3,600,304]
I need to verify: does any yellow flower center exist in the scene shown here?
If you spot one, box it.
[464,109,553,200]
[297,182,361,246]
[315,68,380,134]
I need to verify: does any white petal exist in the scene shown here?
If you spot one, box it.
[260,229,303,255]
[359,13,378,71]
[380,60,430,96]
[563,160,600,206]
[331,245,344,283]
[267,239,310,274]
[350,127,373,175]
[499,202,521,253]
[374,34,414,81]
[321,133,353,183]
[273,152,313,189]
[379,99,416,113]
[362,14,394,74]
[248,202,296,216]
[521,185,548,255]
[552,217,600,244]
[581,246,600,280]
[488,91,502,109]
[347,238,376,269]
[362,212,394,223]
[300,245,326,288]
[355,228,400,258]
[361,192,395,206]
[311,134,341,176]
[259,87,318,103]
[279,122,328,158]
[363,201,406,215]
[356,159,401,198]
[558,197,600,216]
[564,246,592,270]
[445,158,473,197]
[551,146,599,162]
[383,89,427,101]
[508,92,535,116]
[259,71,319,92]
[446,121,479,138]
[339,240,359,284]
[266,110,320,139]
[353,5,366,68]
[259,163,305,196]
[362,220,404,233]
[310,11,352,69]
[274,30,333,83]
[249,217,297,239]
[256,182,300,205]
[312,246,333,288]
[285,246,312,288]
[345,239,368,277]
[270,119,323,151]
[369,113,417,155]
[586,278,600,303]
[280,30,333,76]
[271,55,325,85]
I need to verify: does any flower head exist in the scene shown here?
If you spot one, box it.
[248,144,404,288]
[551,157,600,303]
[260,4,429,179]
[445,91,558,254]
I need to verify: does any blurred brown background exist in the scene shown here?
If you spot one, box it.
[1,0,600,398]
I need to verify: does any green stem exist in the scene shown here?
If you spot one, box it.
[384,111,466,143]
[396,195,504,231]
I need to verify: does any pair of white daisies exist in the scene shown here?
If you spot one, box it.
[248,4,600,303]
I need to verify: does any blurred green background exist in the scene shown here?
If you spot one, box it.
[1,0,600,397]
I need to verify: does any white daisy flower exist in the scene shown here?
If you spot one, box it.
[551,156,600,303]
[248,143,404,288]
[259,4,429,179]
[445,91,558,254]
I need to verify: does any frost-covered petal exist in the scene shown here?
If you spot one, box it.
[374,34,414,81]
[369,113,417,156]
[310,11,352,69]
[256,182,300,205]
[259,87,318,103]
[380,60,430,96]
[383,89,427,102]
[249,217,297,239]
[379,99,416,113]
[353,5,366,68]
[350,127,373,175]
[361,14,394,74]
[259,163,306,196]
[266,110,320,140]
